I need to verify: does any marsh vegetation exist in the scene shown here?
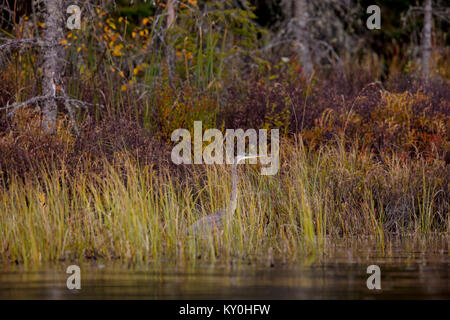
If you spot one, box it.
[0,0,448,267]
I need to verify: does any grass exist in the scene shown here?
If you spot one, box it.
[0,138,447,266]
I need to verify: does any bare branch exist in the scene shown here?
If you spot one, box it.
[1,95,102,115]
[0,4,14,15]
[433,9,450,23]
[0,38,40,51]
[1,95,51,115]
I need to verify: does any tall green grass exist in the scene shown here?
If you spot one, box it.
[0,140,447,266]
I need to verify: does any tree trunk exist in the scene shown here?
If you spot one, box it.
[166,0,176,28]
[421,0,432,79]
[42,0,65,133]
[166,0,177,83]
[292,0,313,76]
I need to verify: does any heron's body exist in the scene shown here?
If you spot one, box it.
[188,208,226,236]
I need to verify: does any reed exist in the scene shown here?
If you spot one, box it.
[0,139,447,266]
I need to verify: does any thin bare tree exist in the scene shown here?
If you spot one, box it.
[421,0,432,79]
[166,0,177,83]
[41,0,65,132]
[278,0,355,77]
[291,0,313,76]
[166,0,176,28]
[0,0,101,134]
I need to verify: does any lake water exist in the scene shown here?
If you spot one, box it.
[0,240,448,299]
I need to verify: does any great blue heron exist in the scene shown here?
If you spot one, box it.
[188,154,263,237]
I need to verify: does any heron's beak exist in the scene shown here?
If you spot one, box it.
[236,154,265,164]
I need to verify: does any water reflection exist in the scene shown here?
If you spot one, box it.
[0,241,448,299]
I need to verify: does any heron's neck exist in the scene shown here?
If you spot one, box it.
[228,163,238,216]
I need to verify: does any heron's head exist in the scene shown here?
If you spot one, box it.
[235,154,264,164]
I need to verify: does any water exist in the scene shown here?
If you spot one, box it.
[0,242,448,299]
